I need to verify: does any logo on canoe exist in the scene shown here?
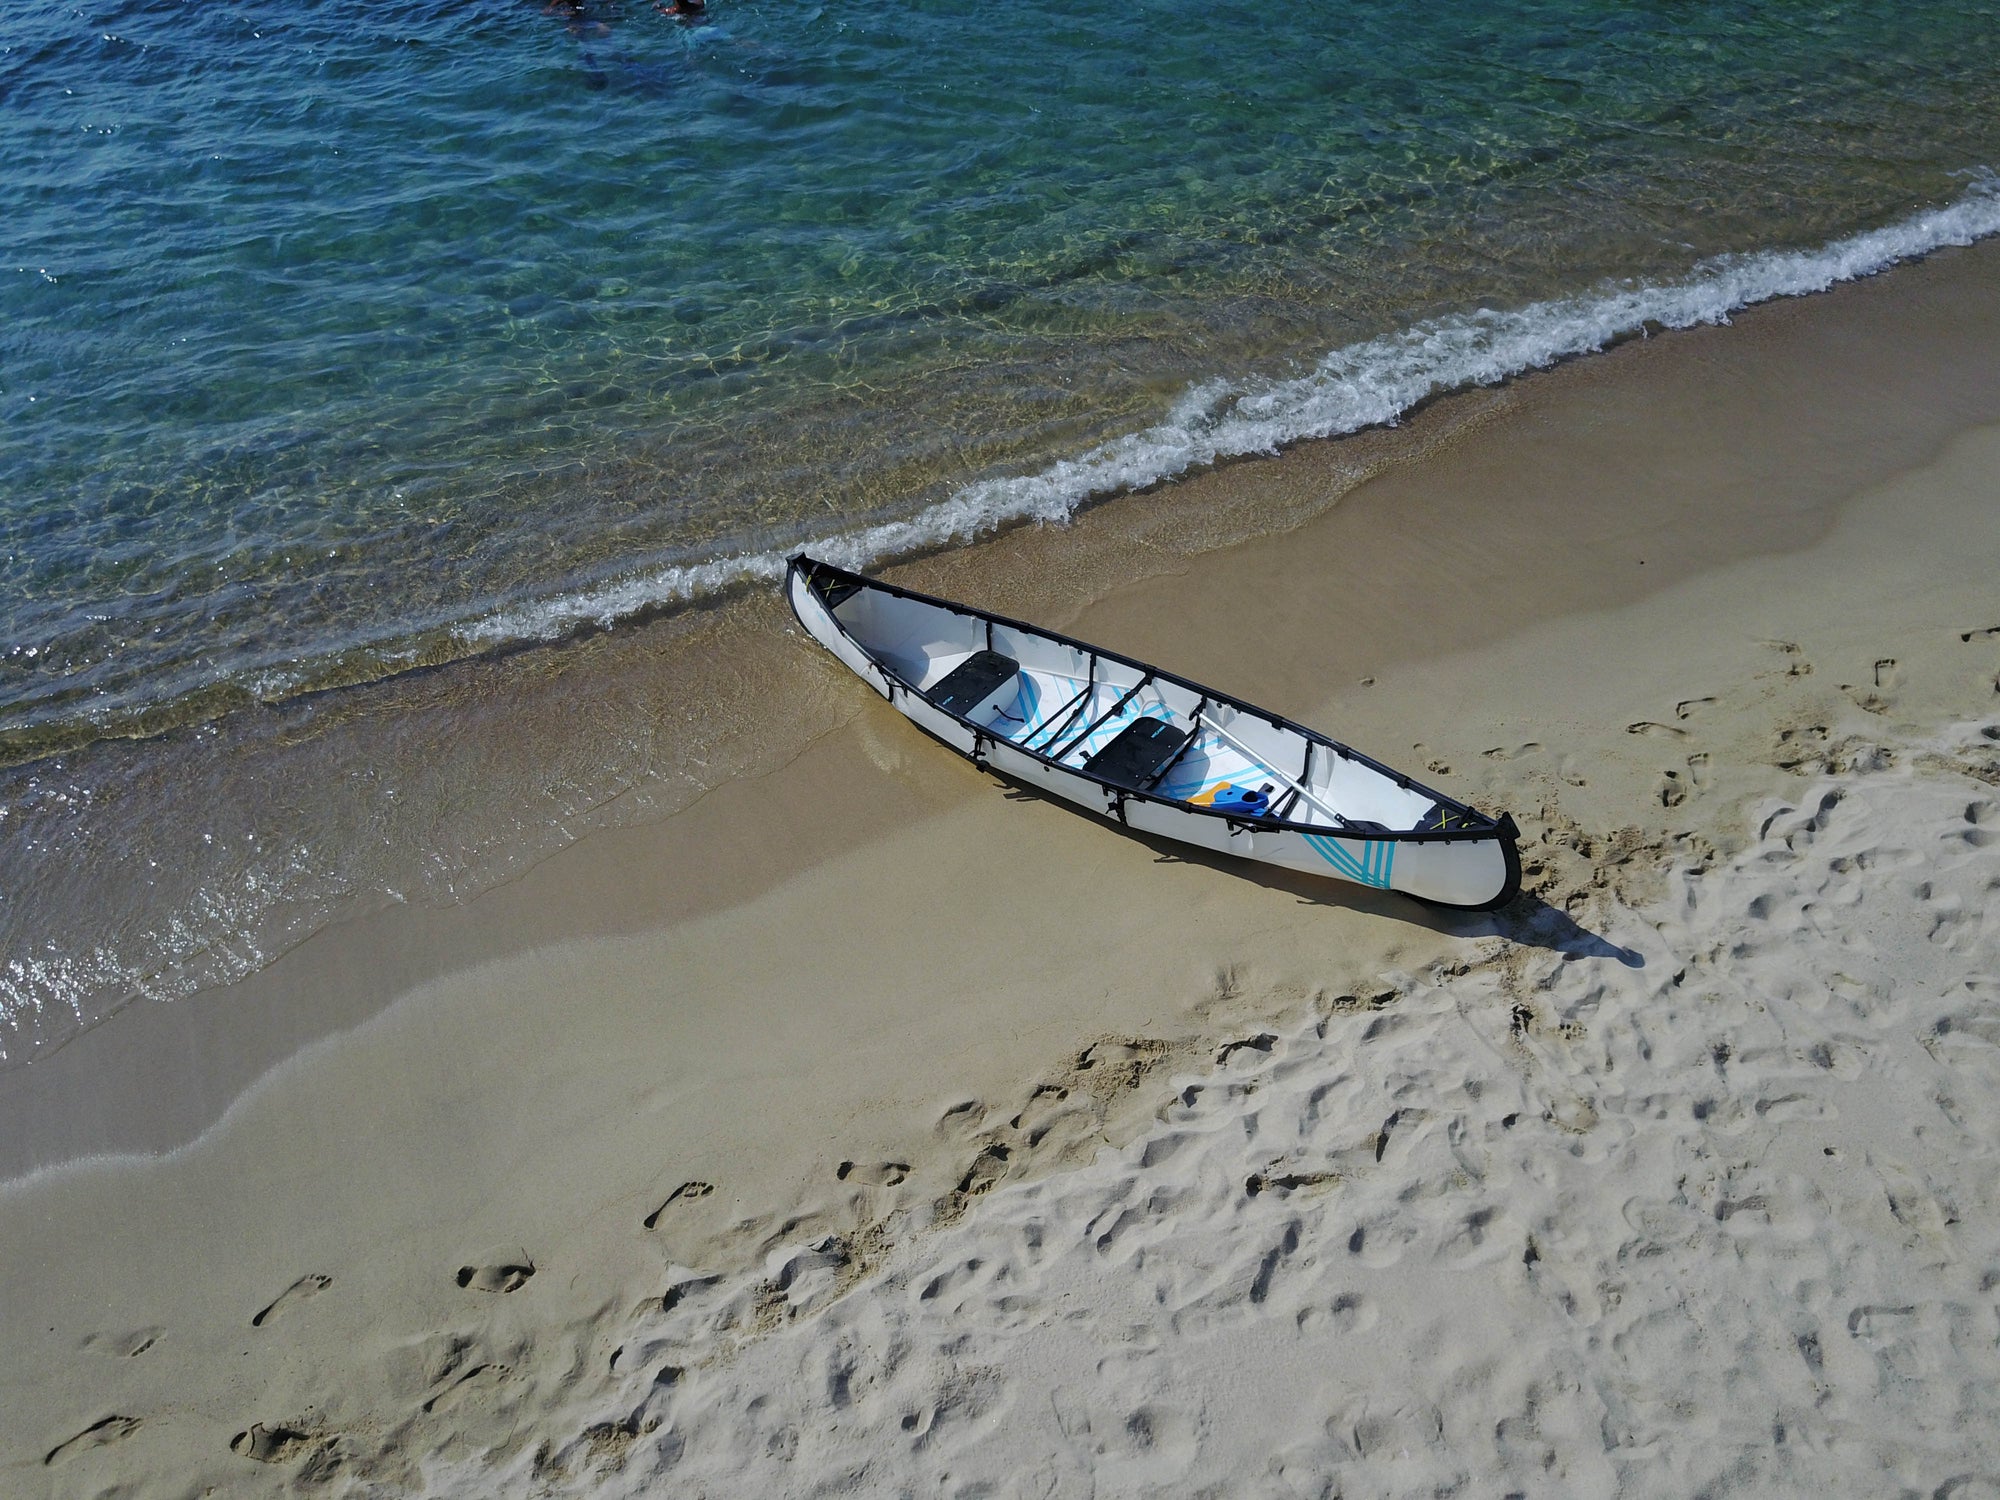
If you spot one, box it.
[1300,831,1396,889]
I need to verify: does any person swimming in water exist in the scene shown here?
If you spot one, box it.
[544,0,612,38]
[654,0,705,17]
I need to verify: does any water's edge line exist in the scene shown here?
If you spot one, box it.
[462,173,2000,644]
[10,175,2000,770]
[5,187,1997,1071]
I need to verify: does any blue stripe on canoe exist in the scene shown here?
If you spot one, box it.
[1301,831,1396,889]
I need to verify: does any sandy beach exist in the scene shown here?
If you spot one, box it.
[6,236,2000,1498]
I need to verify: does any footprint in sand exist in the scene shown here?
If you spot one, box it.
[422,1362,511,1415]
[1349,1400,1451,1464]
[1773,723,1833,775]
[1846,1303,1918,1340]
[935,1098,988,1141]
[1343,1218,1415,1270]
[1409,744,1451,776]
[1296,1291,1378,1335]
[1009,1082,1068,1126]
[1073,1038,1174,1089]
[1011,1083,1083,1147]
[455,1256,535,1293]
[230,1422,315,1464]
[79,1326,162,1358]
[1676,696,1718,720]
[1682,751,1710,793]
[252,1273,331,1328]
[1627,721,1688,740]
[1246,1167,1339,1198]
[953,1143,1013,1201]
[1758,639,1813,677]
[643,1180,715,1229]
[1481,741,1543,761]
[45,1415,141,1467]
[1216,1033,1276,1066]
[660,1272,722,1314]
[836,1159,910,1186]
[1960,799,2000,849]
[1842,658,1900,714]
[381,1330,483,1403]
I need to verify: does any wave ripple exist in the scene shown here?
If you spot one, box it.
[469,175,2000,647]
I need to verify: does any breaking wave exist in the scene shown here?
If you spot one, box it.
[466,172,2000,648]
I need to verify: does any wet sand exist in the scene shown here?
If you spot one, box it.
[5,239,2000,1497]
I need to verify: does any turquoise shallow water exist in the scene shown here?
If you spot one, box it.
[6,0,2000,760]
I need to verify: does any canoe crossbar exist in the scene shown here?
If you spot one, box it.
[1020,677,1096,754]
[1046,671,1154,763]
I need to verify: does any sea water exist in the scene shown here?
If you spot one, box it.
[5,0,2000,1061]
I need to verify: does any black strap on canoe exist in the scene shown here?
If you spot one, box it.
[1047,672,1154,762]
[1271,786,1303,819]
[1021,678,1094,753]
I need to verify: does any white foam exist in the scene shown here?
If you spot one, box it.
[466,175,2000,648]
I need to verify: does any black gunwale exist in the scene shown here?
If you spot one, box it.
[788,554,1517,851]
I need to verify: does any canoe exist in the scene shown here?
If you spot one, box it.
[786,555,1522,910]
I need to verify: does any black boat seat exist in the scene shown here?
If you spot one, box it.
[1081,715,1191,790]
[927,649,1020,718]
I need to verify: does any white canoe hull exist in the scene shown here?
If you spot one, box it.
[787,556,1520,910]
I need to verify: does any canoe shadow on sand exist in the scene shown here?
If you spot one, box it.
[997,785,1643,967]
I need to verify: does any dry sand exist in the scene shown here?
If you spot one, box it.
[5,240,2000,1499]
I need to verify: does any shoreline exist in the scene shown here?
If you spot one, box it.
[12,232,2000,1153]
[5,234,2000,1496]
[12,206,2000,1071]
[12,175,2000,775]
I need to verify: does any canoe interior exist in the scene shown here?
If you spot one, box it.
[821,569,1482,838]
